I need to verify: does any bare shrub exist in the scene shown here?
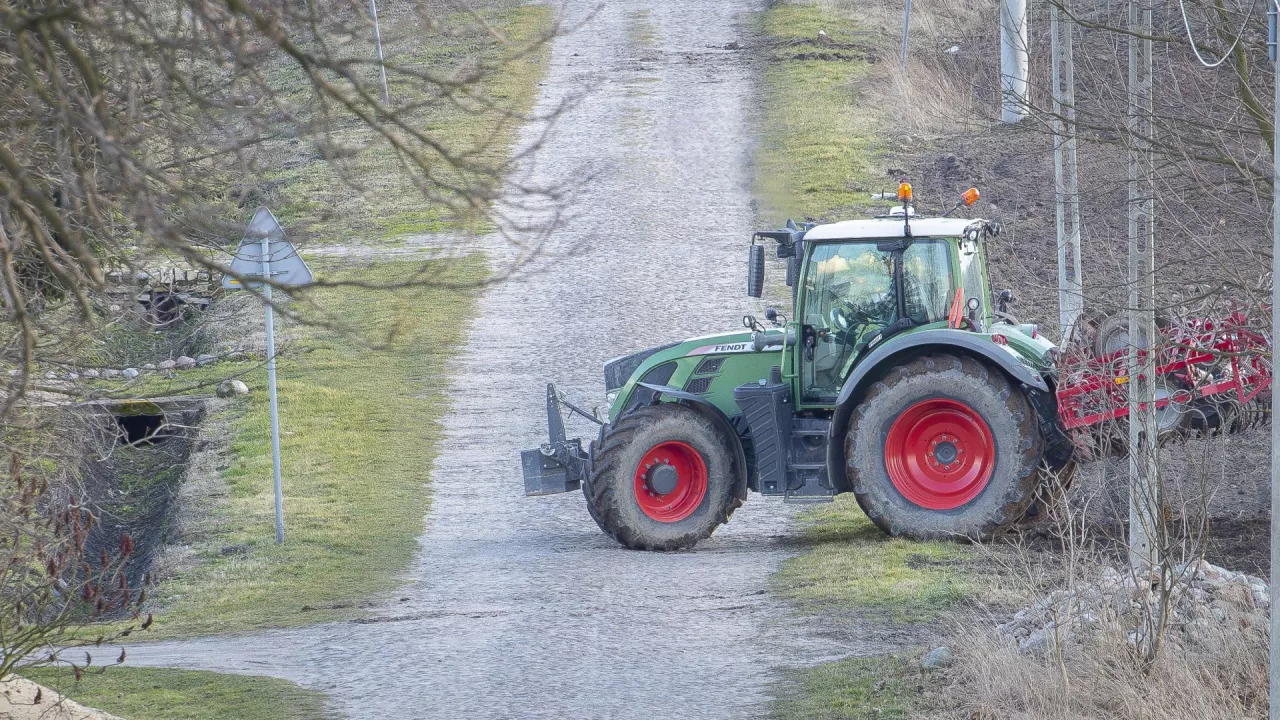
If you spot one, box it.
[0,452,152,680]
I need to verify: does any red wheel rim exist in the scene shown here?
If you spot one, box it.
[632,440,708,522]
[884,398,995,510]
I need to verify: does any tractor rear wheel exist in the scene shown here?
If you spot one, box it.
[585,402,739,550]
[846,354,1044,540]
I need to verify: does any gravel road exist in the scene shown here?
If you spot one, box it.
[125,2,849,717]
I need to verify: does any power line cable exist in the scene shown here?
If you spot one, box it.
[1177,0,1257,68]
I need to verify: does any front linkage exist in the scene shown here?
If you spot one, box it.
[520,383,598,496]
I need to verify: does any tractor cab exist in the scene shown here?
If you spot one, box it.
[752,185,1010,409]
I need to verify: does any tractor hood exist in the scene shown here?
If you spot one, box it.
[604,328,786,419]
[629,328,785,374]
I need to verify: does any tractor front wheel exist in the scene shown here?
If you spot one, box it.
[585,403,739,550]
[846,354,1044,540]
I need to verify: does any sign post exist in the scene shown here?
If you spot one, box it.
[223,208,313,544]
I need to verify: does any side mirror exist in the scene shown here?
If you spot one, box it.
[785,256,799,287]
[747,244,765,298]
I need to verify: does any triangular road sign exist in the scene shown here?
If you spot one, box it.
[222,207,313,289]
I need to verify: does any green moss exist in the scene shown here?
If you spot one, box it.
[23,667,331,720]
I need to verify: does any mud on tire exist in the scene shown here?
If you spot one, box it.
[585,403,738,551]
[846,354,1044,540]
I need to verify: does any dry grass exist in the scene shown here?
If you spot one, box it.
[946,617,1267,720]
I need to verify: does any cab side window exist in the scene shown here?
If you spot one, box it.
[902,242,953,324]
[803,243,896,399]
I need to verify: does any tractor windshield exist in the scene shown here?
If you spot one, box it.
[802,239,954,400]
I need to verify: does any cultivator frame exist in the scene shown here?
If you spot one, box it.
[1055,309,1272,447]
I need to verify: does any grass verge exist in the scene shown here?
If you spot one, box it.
[771,654,934,720]
[774,496,978,622]
[756,2,885,227]
[263,3,554,241]
[23,667,331,720]
[101,2,551,640]
[138,258,483,638]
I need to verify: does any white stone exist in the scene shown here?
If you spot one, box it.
[922,646,954,669]
[143,363,156,371]
[157,359,176,370]
[103,369,121,378]
[83,369,100,378]
[122,368,139,379]
[196,353,217,366]
[216,378,250,398]
[174,356,196,369]
[1020,629,1050,654]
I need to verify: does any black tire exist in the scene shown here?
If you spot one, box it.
[845,354,1044,540]
[585,403,739,551]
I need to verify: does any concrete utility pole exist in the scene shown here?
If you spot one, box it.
[1050,0,1084,340]
[1268,2,1280,714]
[900,0,912,70]
[1000,0,1030,122]
[1127,0,1159,572]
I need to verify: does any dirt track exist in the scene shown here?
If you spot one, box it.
[124,3,852,717]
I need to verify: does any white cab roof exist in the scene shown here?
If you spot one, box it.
[803,216,983,241]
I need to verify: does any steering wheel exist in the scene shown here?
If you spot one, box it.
[829,306,850,331]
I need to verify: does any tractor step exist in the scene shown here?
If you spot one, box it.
[784,494,834,504]
[732,372,836,499]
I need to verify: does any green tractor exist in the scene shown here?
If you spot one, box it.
[522,185,1076,550]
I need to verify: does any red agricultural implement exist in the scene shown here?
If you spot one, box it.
[1057,309,1273,457]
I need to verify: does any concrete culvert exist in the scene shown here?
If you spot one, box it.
[109,400,171,445]
[115,412,167,445]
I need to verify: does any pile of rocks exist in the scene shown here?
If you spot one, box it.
[35,353,225,382]
[998,560,1268,654]
[17,352,253,398]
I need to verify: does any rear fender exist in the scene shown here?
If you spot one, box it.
[636,383,749,501]
[827,330,1053,492]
